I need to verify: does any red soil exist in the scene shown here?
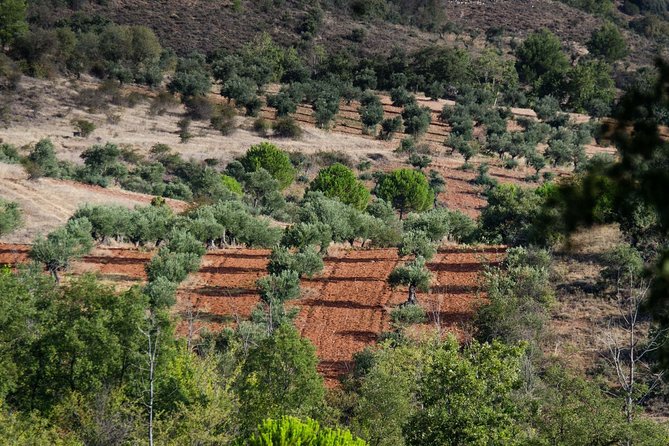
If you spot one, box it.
[0,243,503,384]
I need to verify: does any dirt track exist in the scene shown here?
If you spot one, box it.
[0,243,503,383]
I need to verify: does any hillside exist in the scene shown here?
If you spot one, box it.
[37,0,658,65]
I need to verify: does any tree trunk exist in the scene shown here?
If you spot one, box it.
[407,284,418,305]
[51,268,60,284]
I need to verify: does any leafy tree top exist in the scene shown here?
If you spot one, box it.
[240,142,296,190]
[375,169,434,219]
[309,163,371,210]
[515,29,569,86]
[244,416,367,446]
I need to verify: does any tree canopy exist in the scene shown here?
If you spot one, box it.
[309,163,371,210]
[375,169,434,218]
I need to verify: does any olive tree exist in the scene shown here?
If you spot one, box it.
[388,256,432,305]
[29,218,94,283]
[358,92,384,135]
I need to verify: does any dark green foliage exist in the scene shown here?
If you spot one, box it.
[401,103,432,137]
[237,325,324,434]
[0,0,28,47]
[390,87,414,107]
[272,116,303,138]
[588,23,628,62]
[446,209,479,243]
[281,222,333,253]
[240,142,296,190]
[403,207,451,242]
[534,95,561,121]
[221,75,258,109]
[566,60,616,113]
[72,204,132,242]
[515,29,569,94]
[408,153,431,170]
[312,85,341,128]
[309,163,370,210]
[244,416,367,446]
[72,119,95,137]
[476,247,553,348]
[0,270,147,412]
[358,91,384,134]
[474,163,499,190]
[479,184,544,245]
[425,81,445,100]
[379,116,403,140]
[375,169,434,218]
[0,143,19,164]
[178,118,192,143]
[168,54,211,98]
[243,168,286,215]
[25,138,60,178]
[0,199,21,236]
[448,134,478,166]
[405,339,525,446]
[267,90,297,116]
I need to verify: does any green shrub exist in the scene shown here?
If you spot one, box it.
[72,119,96,137]
[588,23,627,62]
[379,116,403,140]
[272,116,302,138]
[0,143,19,164]
[0,199,21,236]
[390,304,427,325]
[253,117,271,136]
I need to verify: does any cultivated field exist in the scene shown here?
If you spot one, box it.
[0,243,504,383]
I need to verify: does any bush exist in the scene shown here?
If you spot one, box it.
[379,116,403,140]
[267,90,297,116]
[359,91,384,135]
[390,87,414,107]
[253,117,271,136]
[272,116,302,138]
[72,119,95,137]
[401,103,432,137]
[390,304,427,325]
[184,95,214,120]
[145,249,201,283]
[177,118,192,143]
[588,23,627,62]
[244,416,367,446]
[398,230,437,259]
[0,143,19,164]
[149,91,179,116]
[0,199,21,236]
[267,246,324,278]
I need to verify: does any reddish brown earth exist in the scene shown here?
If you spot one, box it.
[0,243,503,383]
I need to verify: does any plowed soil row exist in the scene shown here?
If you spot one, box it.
[0,243,503,383]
